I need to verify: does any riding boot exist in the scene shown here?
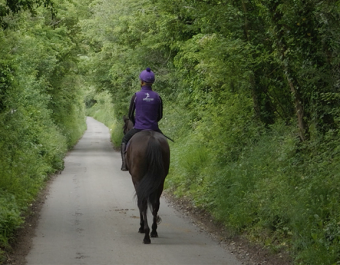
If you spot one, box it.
[121,143,128,171]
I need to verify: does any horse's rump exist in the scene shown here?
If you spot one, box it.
[127,130,169,189]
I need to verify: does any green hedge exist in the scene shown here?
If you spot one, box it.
[0,0,87,261]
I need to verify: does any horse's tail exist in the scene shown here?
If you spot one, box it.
[136,136,165,209]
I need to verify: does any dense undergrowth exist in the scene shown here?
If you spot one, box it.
[159,81,340,264]
[0,1,88,262]
[167,118,340,264]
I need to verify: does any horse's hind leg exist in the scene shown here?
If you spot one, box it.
[138,212,145,233]
[150,194,160,238]
[138,199,151,244]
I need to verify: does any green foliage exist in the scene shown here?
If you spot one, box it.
[79,0,174,119]
[168,121,340,264]
[85,90,122,147]
[79,0,340,262]
[17,0,339,264]
[79,0,340,263]
[0,0,88,261]
[0,0,56,28]
[165,138,210,197]
[0,192,23,247]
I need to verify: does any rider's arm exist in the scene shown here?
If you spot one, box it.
[128,94,136,125]
[157,96,163,122]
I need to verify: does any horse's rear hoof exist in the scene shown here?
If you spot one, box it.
[138,228,145,233]
[143,238,151,244]
[151,231,158,238]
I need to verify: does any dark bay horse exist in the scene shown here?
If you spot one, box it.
[123,118,170,244]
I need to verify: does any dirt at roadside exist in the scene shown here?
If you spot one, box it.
[4,177,292,265]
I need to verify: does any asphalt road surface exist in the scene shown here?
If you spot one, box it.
[25,117,242,265]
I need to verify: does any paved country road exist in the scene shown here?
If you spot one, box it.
[24,117,242,265]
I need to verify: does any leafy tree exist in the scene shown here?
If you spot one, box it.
[0,0,55,28]
[0,0,88,258]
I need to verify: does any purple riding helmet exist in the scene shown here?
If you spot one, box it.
[139,67,155,83]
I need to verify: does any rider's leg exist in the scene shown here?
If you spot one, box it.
[121,142,128,171]
[121,128,141,171]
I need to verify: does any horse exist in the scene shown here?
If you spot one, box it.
[123,118,170,244]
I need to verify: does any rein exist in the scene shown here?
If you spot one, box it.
[163,134,174,143]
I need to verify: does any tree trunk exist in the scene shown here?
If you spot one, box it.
[267,1,309,141]
[286,75,308,141]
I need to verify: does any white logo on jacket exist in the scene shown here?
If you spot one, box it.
[143,93,154,102]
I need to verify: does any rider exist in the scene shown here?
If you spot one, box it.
[121,67,163,171]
